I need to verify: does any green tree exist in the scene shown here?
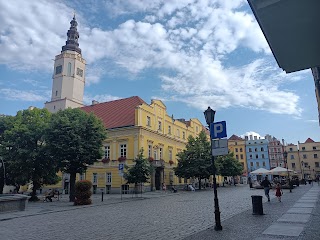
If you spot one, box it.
[0,109,59,200]
[124,149,152,194]
[215,152,243,182]
[46,108,106,202]
[174,131,212,190]
[0,114,12,194]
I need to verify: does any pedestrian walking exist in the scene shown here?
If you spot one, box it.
[275,183,283,202]
[260,176,272,202]
[162,183,166,193]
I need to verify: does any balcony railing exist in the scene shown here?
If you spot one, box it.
[151,159,165,167]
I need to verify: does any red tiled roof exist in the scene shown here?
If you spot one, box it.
[228,134,243,140]
[81,96,146,129]
[305,138,315,143]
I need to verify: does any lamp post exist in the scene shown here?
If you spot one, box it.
[204,107,222,231]
[283,151,292,193]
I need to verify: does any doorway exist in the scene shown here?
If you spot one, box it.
[155,168,162,190]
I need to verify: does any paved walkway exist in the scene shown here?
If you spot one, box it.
[185,184,320,240]
[0,190,182,221]
[0,184,318,240]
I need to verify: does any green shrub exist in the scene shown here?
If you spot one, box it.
[74,180,92,206]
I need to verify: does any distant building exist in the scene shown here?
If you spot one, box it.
[265,134,284,168]
[246,136,270,175]
[285,138,320,179]
[228,134,247,183]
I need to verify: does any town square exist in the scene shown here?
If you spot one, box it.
[1,1,320,239]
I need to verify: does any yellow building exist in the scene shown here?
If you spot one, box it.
[228,135,247,183]
[64,96,206,194]
[285,138,320,180]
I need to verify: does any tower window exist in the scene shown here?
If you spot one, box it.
[55,65,62,74]
[67,62,72,76]
[77,68,83,77]
[55,90,58,96]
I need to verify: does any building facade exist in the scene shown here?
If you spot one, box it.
[75,97,205,193]
[265,134,285,168]
[246,137,270,177]
[311,67,320,125]
[228,134,247,183]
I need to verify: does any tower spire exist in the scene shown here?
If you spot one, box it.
[61,15,81,54]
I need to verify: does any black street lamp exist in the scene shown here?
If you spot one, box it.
[283,151,292,193]
[204,107,222,231]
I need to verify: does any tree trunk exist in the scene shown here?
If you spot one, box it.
[199,177,202,190]
[29,180,40,201]
[0,175,4,194]
[69,172,76,202]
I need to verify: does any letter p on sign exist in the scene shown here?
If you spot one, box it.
[210,121,227,139]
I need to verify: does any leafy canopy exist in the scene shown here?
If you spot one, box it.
[0,108,59,197]
[124,148,152,185]
[215,152,243,177]
[174,131,212,181]
[46,108,107,174]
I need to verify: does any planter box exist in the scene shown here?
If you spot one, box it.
[0,194,30,213]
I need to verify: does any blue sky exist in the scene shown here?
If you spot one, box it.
[0,0,319,144]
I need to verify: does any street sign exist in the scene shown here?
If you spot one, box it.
[212,139,228,156]
[118,163,124,176]
[210,121,227,139]
[118,163,124,171]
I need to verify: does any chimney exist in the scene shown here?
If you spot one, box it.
[245,136,248,140]
[92,100,99,105]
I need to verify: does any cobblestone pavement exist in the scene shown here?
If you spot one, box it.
[0,185,274,240]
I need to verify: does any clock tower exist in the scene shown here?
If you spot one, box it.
[45,15,86,113]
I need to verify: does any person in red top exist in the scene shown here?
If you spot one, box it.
[275,183,283,202]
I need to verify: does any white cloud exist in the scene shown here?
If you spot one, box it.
[305,120,318,123]
[83,94,121,105]
[0,0,309,114]
[240,131,264,140]
[0,88,49,101]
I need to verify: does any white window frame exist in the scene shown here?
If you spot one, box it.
[120,144,127,157]
[148,145,152,157]
[106,173,112,184]
[104,145,110,159]
[93,173,98,184]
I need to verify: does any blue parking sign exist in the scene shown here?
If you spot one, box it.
[118,163,124,171]
[210,121,227,139]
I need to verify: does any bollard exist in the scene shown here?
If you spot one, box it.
[101,191,104,202]
[251,195,263,215]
